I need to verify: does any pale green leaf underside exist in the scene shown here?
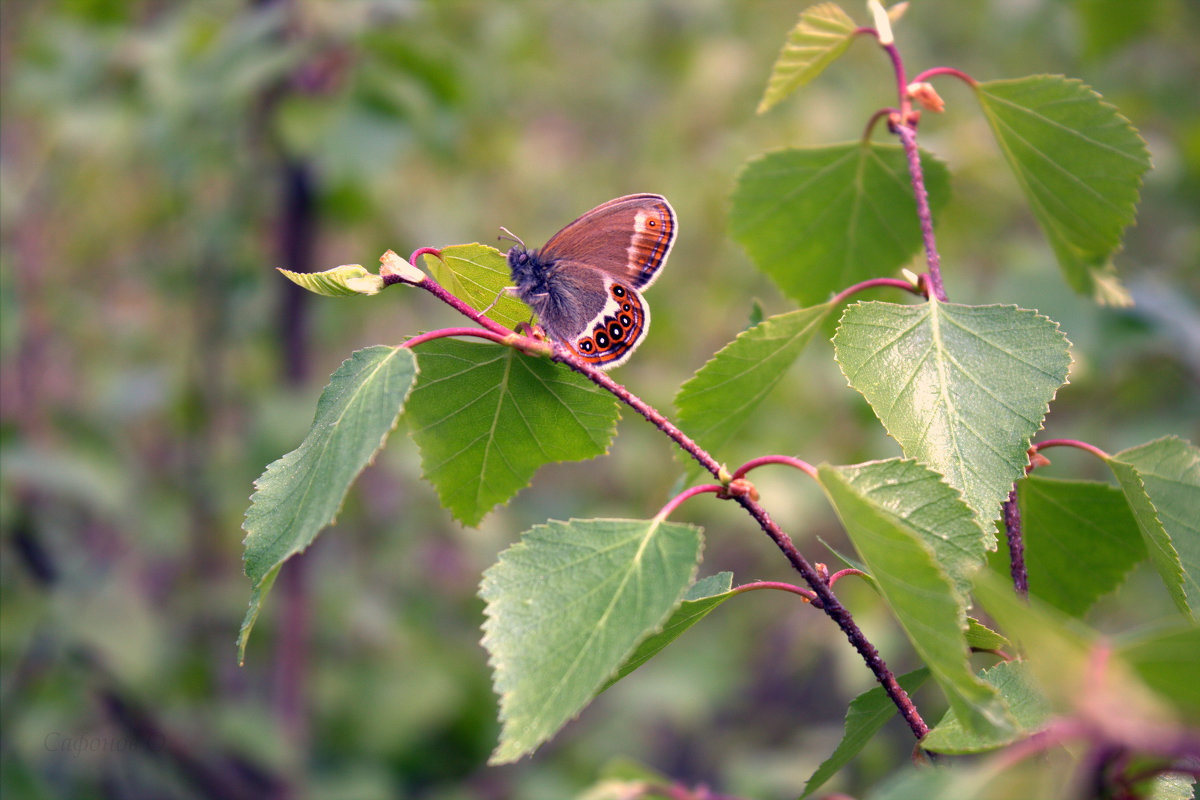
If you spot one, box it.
[730,143,950,307]
[424,243,531,330]
[1016,476,1145,617]
[923,661,1052,754]
[674,304,834,457]
[819,463,1010,735]
[801,668,929,798]
[1112,437,1200,618]
[601,571,735,693]
[758,2,858,114]
[833,300,1071,527]
[278,264,384,296]
[965,618,1010,653]
[480,518,704,763]
[406,339,619,527]
[976,76,1151,305]
[239,346,417,662]
[835,459,991,600]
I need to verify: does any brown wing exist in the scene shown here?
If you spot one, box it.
[559,277,650,370]
[539,194,676,290]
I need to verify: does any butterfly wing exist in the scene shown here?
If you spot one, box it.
[559,276,650,370]
[539,194,675,290]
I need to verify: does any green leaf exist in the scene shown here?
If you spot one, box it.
[730,143,950,307]
[834,301,1071,527]
[1117,623,1200,718]
[406,339,619,527]
[834,459,992,600]
[1105,456,1189,617]
[923,661,1052,754]
[480,518,704,764]
[239,346,417,662]
[1112,437,1200,616]
[278,264,384,296]
[965,618,1010,653]
[1015,475,1145,617]
[601,572,735,693]
[819,464,1010,735]
[757,2,859,114]
[976,76,1151,305]
[674,304,834,456]
[801,668,929,798]
[423,243,530,330]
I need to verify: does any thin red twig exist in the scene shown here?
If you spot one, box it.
[732,455,817,481]
[1033,438,1112,461]
[655,484,724,522]
[829,276,926,307]
[911,66,977,88]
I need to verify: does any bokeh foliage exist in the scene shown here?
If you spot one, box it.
[2,1,1197,798]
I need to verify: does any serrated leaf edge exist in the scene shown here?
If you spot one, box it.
[479,518,702,763]
[833,300,1073,525]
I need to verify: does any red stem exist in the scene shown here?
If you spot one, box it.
[1033,438,1112,461]
[655,484,723,522]
[894,123,946,301]
[829,276,926,307]
[828,568,867,588]
[732,454,817,481]
[732,580,818,603]
[911,66,977,88]
[403,326,538,352]
[1002,486,1028,599]
[882,42,910,115]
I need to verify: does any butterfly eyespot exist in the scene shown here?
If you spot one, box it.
[608,321,624,341]
[618,313,632,326]
[612,285,626,298]
[647,219,657,228]
[594,331,610,348]
[579,339,595,353]
[621,303,632,312]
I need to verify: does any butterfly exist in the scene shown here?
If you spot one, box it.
[505,194,676,370]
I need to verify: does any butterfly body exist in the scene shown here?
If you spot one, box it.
[506,194,676,369]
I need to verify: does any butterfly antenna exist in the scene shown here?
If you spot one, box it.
[480,285,516,316]
[498,226,525,248]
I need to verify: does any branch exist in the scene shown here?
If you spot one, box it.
[553,349,930,741]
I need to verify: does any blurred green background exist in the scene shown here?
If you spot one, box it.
[2,1,1197,798]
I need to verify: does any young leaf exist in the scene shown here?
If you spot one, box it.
[480,518,704,764]
[758,2,859,114]
[1111,437,1200,617]
[965,618,1010,653]
[801,668,930,798]
[833,301,1071,527]
[423,243,531,330]
[835,459,992,600]
[1014,475,1145,617]
[600,572,735,693]
[406,339,619,527]
[922,661,1052,754]
[239,346,417,662]
[730,143,950,307]
[674,304,834,456]
[976,76,1151,305]
[818,464,1011,735]
[278,264,385,296]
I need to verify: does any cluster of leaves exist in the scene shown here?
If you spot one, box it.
[239,2,1198,798]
